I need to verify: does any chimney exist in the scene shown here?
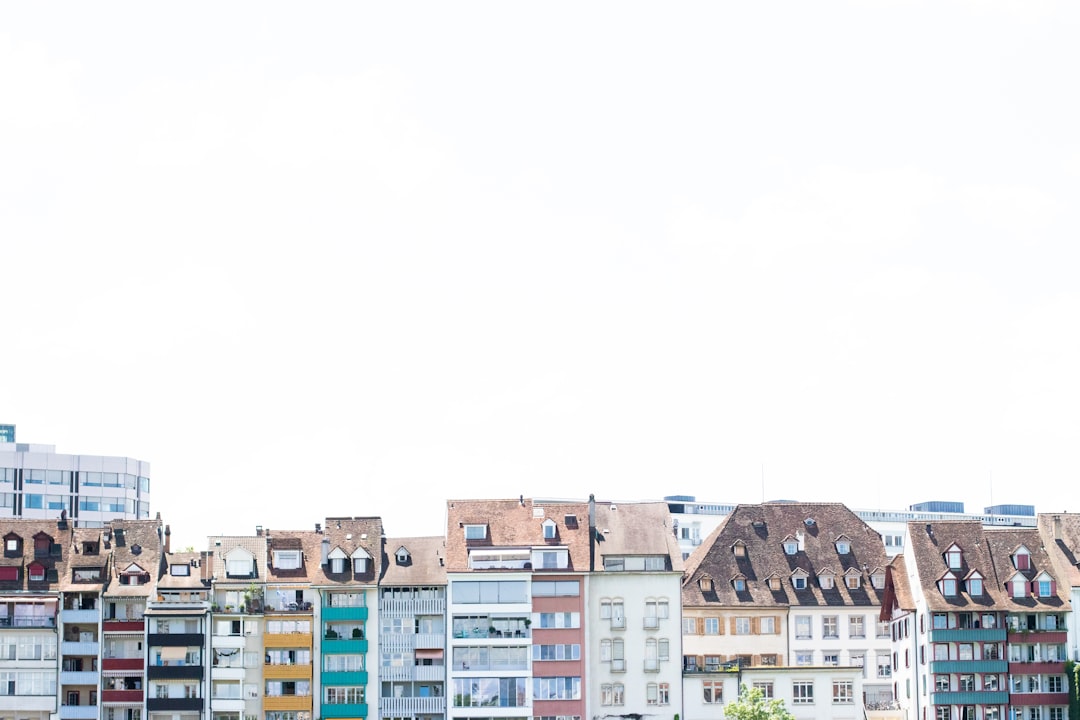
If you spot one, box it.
[796,530,805,551]
[315,523,322,534]
[1053,515,1062,541]
[589,494,596,572]
[164,525,171,554]
[321,537,330,566]
[519,495,525,507]
[256,526,263,537]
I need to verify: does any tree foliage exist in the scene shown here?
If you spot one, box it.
[724,685,796,720]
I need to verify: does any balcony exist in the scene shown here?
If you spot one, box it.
[929,628,1006,643]
[61,641,99,656]
[611,659,626,673]
[147,698,204,712]
[644,659,659,672]
[61,608,100,624]
[381,697,444,714]
[380,598,445,616]
[59,705,99,720]
[102,689,144,703]
[0,615,56,628]
[265,663,313,680]
[210,697,246,712]
[321,606,369,622]
[1008,630,1068,644]
[1009,693,1069,707]
[929,660,1008,674]
[149,632,204,646]
[102,657,144,672]
[323,638,369,654]
[415,632,445,649]
[60,670,100,685]
[414,665,445,681]
[1008,661,1065,674]
[148,664,204,680]
[322,702,369,718]
[322,670,369,685]
[103,619,144,632]
[643,616,659,630]
[931,691,1008,705]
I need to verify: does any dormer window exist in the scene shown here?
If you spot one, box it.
[783,540,798,555]
[395,547,410,565]
[944,544,963,570]
[939,572,957,596]
[845,570,861,589]
[732,576,746,591]
[835,536,851,555]
[82,542,99,555]
[732,541,746,558]
[29,562,46,582]
[464,525,487,540]
[967,572,984,596]
[871,571,885,590]
[698,577,713,592]
[351,546,372,574]
[273,550,301,570]
[1011,575,1028,598]
[225,548,255,578]
[819,572,835,590]
[4,534,21,556]
[1013,546,1030,571]
[792,570,808,590]
[328,547,348,574]
[1033,572,1055,598]
[542,519,557,540]
[170,564,190,576]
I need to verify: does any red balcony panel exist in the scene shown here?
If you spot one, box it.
[1007,630,1067,643]
[1009,693,1068,707]
[102,658,145,671]
[102,689,145,703]
[1008,662,1065,675]
[104,619,145,632]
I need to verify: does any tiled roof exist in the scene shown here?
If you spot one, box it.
[263,516,384,587]
[158,551,208,589]
[0,518,72,592]
[881,554,915,620]
[682,502,887,608]
[983,527,1070,611]
[1038,513,1080,586]
[593,501,682,572]
[207,534,267,583]
[445,498,592,573]
[381,536,447,586]
[103,519,162,597]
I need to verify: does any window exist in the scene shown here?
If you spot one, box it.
[682,618,696,635]
[823,616,838,638]
[703,681,722,704]
[846,573,861,589]
[876,620,890,638]
[968,575,983,596]
[959,674,974,692]
[761,654,777,666]
[542,519,556,539]
[761,617,775,634]
[464,524,487,540]
[646,683,659,705]
[793,574,807,590]
[28,563,46,582]
[657,683,669,705]
[1038,579,1053,597]
[783,541,798,555]
[1014,549,1030,570]
[984,675,998,691]
[1012,577,1028,597]
[795,615,811,639]
[609,601,624,628]
[1048,676,1063,693]
[833,680,853,704]
[793,681,814,704]
[958,644,973,661]
[533,644,580,661]
[273,550,301,570]
[935,675,949,692]
[819,574,835,589]
[735,617,750,635]
[933,613,947,629]
[754,682,774,699]
[850,615,865,638]
[601,683,624,706]
[732,577,745,591]
[934,644,948,661]
[698,577,713,592]
[796,652,813,666]
[940,575,957,596]
[936,709,950,720]
[945,546,962,569]
[1049,709,1064,720]
[823,653,839,666]
[704,618,719,635]
[533,677,580,700]
[537,612,580,629]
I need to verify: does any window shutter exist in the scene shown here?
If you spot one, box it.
[751,617,760,634]
[717,617,724,635]
[1050,580,1057,595]
[773,616,781,634]
[729,617,737,634]
[696,617,704,634]
[751,654,761,666]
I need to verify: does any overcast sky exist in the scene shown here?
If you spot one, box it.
[2,2,1078,550]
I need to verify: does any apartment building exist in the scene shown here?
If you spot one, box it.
[885,521,1070,720]
[0,518,65,720]
[378,536,447,720]
[587,500,683,720]
[1,439,151,526]
[445,498,591,720]
[681,503,893,720]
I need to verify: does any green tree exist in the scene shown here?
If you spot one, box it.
[724,685,796,720]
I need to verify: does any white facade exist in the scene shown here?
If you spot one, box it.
[587,570,682,720]
[0,441,150,526]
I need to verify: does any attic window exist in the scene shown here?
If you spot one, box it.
[845,573,861,589]
[944,545,962,570]
[170,564,190,576]
[792,573,808,590]
[783,541,798,555]
[819,574,835,590]
[564,514,578,528]
[274,550,301,570]
[542,519,557,540]
[353,557,368,574]
[699,577,713,592]
[331,557,345,574]
[29,563,46,582]
[967,573,983,596]
[732,577,746,591]
[1011,576,1027,598]
[72,567,101,582]
[82,542,99,555]
[804,518,816,527]
[464,525,487,540]
[871,572,885,590]
[4,536,20,555]
[939,573,958,596]
[767,577,781,591]
[732,542,746,558]
[1013,547,1030,571]
[835,540,850,555]
[396,548,410,564]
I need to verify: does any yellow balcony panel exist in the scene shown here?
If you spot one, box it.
[264,664,313,680]
[264,695,313,712]
[264,633,313,648]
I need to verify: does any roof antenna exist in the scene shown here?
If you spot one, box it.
[761,463,765,503]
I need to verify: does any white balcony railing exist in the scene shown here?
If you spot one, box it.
[643,617,659,630]
[381,696,446,714]
[611,659,625,672]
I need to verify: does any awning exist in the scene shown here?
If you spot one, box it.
[0,596,57,603]
[415,649,444,659]
[103,669,143,676]
[160,646,187,661]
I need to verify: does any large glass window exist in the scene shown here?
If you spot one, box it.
[453,678,527,707]
[454,581,528,604]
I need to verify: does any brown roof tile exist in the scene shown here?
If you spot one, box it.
[682,503,887,609]
[381,536,447,586]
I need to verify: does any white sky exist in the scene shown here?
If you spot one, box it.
[3,2,1078,550]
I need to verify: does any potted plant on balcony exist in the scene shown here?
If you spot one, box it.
[352,628,363,639]
[326,629,339,639]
